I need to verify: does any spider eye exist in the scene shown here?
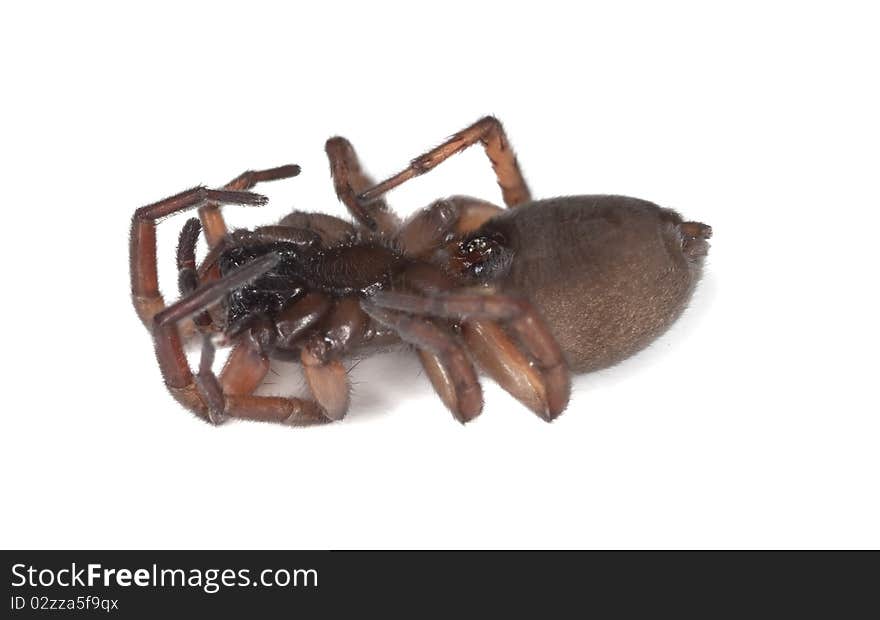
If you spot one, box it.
[463,237,490,260]
[455,232,511,280]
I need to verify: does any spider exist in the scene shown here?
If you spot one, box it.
[130,116,711,426]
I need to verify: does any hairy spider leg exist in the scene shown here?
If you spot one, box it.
[176,218,216,332]
[392,262,566,420]
[300,297,369,421]
[274,292,334,349]
[130,186,268,327]
[197,164,301,248]
[367,289,571,421]
[177,220,363,422]
[360,303,483,423]
[179,219,342,401]
[325,137,400,235]
[228,224,370,421]
[359,116,532,208]
[149,253,333,426]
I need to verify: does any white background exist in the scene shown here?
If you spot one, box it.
[1,2,877,549]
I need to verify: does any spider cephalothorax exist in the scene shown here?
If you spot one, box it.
[131,116,710,427]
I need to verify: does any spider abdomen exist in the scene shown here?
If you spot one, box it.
[483,195,709,372]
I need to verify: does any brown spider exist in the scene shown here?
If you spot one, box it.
[130,116,711,426]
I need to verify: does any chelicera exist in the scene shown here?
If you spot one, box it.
[130,116,711,426]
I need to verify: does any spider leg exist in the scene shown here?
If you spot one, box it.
[176,218,215,331]
[359,116,531,208]
[130,186,267,327]
[198,164,301,248]
[193,334,228,424]
[196,334,327,426]
[300,353,350,422]
[226,293,346,421]
[176,218,202,296]
[275,292,333,349]
[300,298,368,421]
[325,136,400,235]
[250,225,323,247]
[277,211,357,246]
[396,196,503,258]
[150,253,278,415]
[387,263,555,419]
[149,254,329,426]
[368,289,570,421]
[218,329,271,396]
[178,219,325,341]
[360,302,483,423]
[460,319,552,417]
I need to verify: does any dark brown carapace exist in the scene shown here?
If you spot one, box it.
[130,117,711,426]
